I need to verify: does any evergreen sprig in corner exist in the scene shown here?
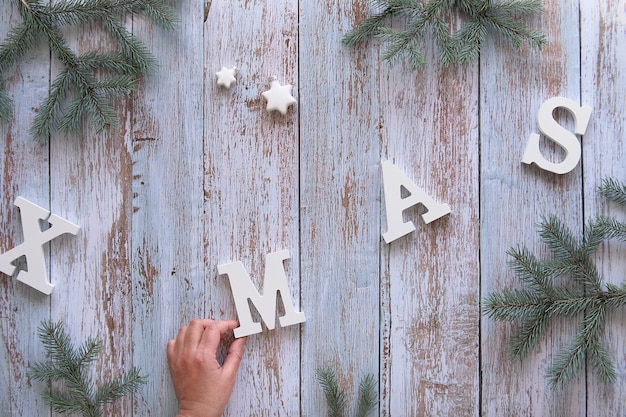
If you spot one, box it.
[29,321,147,417]
[0,0,177,138]
[343,0,546,69]
[484,178,626,388]
[316,367,378,417]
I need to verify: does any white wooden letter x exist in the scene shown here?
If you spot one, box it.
[0,197,80,295]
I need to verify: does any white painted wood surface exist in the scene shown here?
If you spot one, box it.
[480,1,588,415]
[1,1,625,416]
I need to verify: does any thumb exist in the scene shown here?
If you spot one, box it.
[222,337,246,378]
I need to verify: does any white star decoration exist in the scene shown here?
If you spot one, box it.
[261,79,296,114]
[215,66,237,89]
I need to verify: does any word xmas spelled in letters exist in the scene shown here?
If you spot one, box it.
[1,96,590,337]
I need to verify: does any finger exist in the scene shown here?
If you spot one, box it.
[198,320,223,355]
[173,325,187,355]
[222,336,246,378]
[215,320,239,336]
[166,339,176,362]
[204,320,239,353]
[184,319,214,352]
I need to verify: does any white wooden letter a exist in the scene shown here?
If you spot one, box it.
[381,160,451,244]
[522,96,592,174]
[218,250,305,338]
[0,197,80,295]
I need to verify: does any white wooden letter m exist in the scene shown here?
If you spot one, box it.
[0,197,80,295]
[218,250,305,338]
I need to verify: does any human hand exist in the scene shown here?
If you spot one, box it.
[167,319,246,417]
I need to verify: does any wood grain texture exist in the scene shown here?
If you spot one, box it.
[131,2,206,415]
[378,10,480,416]
[581,1,626,416]
[480,0,586,415]
[299,1,382,416]
[1,0,625,416]
[203,1,301,416]
[47,17,135,417]
[0,2,51,416]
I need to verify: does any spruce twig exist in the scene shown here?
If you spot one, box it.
[0,0,177,138]
[316,367,378,417]
[484,178,626,388]
[343,0,546,69]
[355,374,378,417]
[29,320,147,417]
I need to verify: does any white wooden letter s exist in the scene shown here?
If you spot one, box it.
[218,250,305,338]
[522,96,592,174]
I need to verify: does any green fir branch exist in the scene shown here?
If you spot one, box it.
[356,374,378,417]
[343,0,546,69]
[595,216,626,242]
[0,0,176,138]
[94,367,146,408]
[316,367,378,417]
[508,307,550,359]
[547,303,611,387]
[317,367,348,417]
[0,88,12,122]
[599,177,626,205]
[507,246,555,299]
[484,178,626,387]
[29,320,147,417]
[539,215,603,293]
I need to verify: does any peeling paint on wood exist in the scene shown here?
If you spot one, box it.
[1,0,625,416]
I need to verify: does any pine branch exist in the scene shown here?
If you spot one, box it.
[484,177,626,387]
[539,215,603,293]
[599,177,626,205]
[316,367,348,417]
[94,367,147,407]
[547,303,612,387]
[0,0,176,138]
[343,0,546,69]
[29,320,147,417]
[507,246,555,299]
[509,307,550,359]
[595,216,626,242]
[316,367,378,417]
[0,87,14,123]
[355,374,378,417]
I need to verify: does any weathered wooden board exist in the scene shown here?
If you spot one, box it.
[378,14,481,417]
[1,0,625,416]
[0,2,51,416]
[131,1,206,415]
[45,13,135,417]
[299,1,382,416]
[203,1,301,415]
[581,2,626,416]
[480,0,586,415]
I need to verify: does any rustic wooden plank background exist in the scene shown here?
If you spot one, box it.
[1,0,625,416]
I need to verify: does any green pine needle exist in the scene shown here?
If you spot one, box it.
[343,0,546,69]
[599,177,626,206]
[29,320,147,417]
[484,177,626,387]
[0,0,177,138]
[0,88,12,122]
[317,367,348,417]
[316,367,378,417]
[356,374,378,417]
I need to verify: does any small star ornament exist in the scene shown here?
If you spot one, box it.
[261,77,296,114]
[215,66,238,89]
